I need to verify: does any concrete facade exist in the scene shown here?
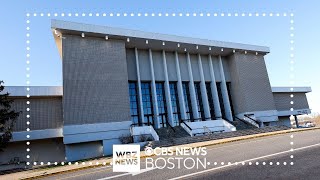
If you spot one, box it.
[0,20,312,167]
[9,96,63,131]
[0,138,65,171]
[228,53,276,114]
[273,92,309,111]
[62,35,131,125]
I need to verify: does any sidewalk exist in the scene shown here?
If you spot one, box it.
[2,127,320,180]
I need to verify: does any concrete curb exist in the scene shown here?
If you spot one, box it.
[169,127,320,149]
[22,164,111,180]
[4,127,320,180]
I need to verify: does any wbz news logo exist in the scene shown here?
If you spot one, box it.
[113,145,140,172]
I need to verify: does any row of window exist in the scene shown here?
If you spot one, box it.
[156,83,167,127]
[170,83,180,126]
[129,81,232,127]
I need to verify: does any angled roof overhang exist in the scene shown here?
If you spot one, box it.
[4,86,63,97]
[272,87,312,93]
[51,19,270,59]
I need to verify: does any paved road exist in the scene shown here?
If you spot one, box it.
[186,144,320,180]
[41,129,320,180]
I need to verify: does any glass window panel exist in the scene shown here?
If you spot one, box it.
[182,82,193,121]
[169,82,180,126]
[206,82,215,119]
[217,82,226,119]
[156,82,168,127]
[194,82,205,120]
[128,82,140,125]
[140,82,154,126]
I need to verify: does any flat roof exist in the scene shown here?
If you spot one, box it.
[271,87,312,93]
[4,86,62,97]
[3,86,312,96]
[4,86,311,96]
[51,20,270,57]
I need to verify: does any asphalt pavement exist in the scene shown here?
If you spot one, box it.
[188,145,320,180]
[40,129,320,180]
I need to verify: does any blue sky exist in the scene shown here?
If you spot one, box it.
[0,0,319,113]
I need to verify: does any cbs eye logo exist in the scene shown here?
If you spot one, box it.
[145,147,154,156]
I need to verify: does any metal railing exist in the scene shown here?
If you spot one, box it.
[193,125,225,136]
[244,114,260,123]
[179,119,193,131]
[234,116,260,128]
[234,116,250,125]
[243,115,260,128]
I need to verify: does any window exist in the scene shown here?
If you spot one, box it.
[226,82,234,116]
[182,82,193,121]
[194,82,205,120]
[216,82,226,119]
[206,82,215,119]
[128,82,140,125]
[170,82,180,126]
[156,82,167,128]
[141,82,154,126]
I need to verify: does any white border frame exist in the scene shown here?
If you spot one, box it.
[25,12,295,167]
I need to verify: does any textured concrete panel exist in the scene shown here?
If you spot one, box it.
[138,49,152,81]
[190,54,201,81]
[273,92,309,111]
[62,35,130,125]
[201,55,211,82]
[178,53,190,81]
[228,53,276,114]
[63,121,131,144]
[64,129,130,144]
[65,141,103,161]
[0,138,65,166]
[103,139,122,156]
[153,50,165,81]
[211,56,222,82]
[126,48,137,81]
[9,97,63,132]
[222,57,231,82]
[166,51,178,81]
[270,116,291,127]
